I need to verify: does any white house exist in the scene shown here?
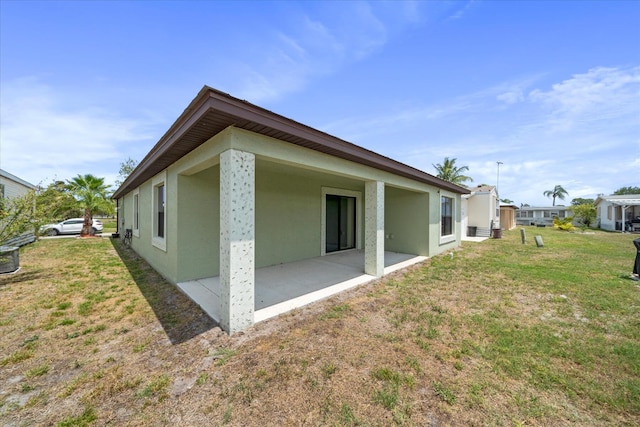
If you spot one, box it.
[515,205,571,226]
[595,194,640,232]
[0,169,37,247]
[0,169,36,200]
[461,185,499,238]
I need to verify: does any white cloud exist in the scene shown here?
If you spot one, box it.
[319,66,639,206]
[528,66,640,132]
[497,90,524,105]
[447,0,477,20]
[529,66,640,112]
[229,2,450,103]
[0,77,154,187]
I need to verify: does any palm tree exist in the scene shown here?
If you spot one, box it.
[432,157,472,186]
[543,185,569,206]
[66,174,113,236]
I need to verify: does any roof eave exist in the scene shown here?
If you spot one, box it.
[113,86,470,199]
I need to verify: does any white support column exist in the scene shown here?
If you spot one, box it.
[365,181,384,277]
[220,149,255,334]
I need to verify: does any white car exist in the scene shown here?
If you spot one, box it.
[42,218,104,236]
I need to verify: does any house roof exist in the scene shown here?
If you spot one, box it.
[595,194,640,206]
[0,169,36,190]
[113,86,470,199]
[467,185,495,193]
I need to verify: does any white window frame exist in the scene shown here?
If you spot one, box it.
[439,193,456,244]
[151,171,167,251]
[132,188,140,238]
[321,187,362,256]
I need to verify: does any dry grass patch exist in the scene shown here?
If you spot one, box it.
[1,228,638,426]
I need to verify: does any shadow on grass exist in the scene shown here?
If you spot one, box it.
[0,268,50,286]
[110,238,218,345]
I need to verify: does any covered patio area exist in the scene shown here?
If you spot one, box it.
[177,250,426,325]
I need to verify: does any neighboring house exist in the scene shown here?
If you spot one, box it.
[112,86,469,333]
[515,205,571,226]
[499,203,518,231]
[594,194,640,232]
[461,185,499,238]
[0,169,37,247]
[0,169,35,199]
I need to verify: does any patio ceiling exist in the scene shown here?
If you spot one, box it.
[113,86,469,199]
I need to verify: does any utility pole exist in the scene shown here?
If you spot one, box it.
[496,161,503,198]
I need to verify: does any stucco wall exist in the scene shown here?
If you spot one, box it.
[176,166,219,281]
[120,172,178,284]
[255,159,365,268]
[116,126,464,285]
[384,186,430,255]
[430,190,461,255]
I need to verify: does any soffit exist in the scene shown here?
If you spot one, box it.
[113,86,469,198]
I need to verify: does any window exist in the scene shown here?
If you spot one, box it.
[607,206,612,221]
[441,195,453,237]
[156,185,165,238]
[151,172,167,251]
[133,189,140,236]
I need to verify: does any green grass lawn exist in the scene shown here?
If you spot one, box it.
[0,227,638,426]
[99,218,117,234]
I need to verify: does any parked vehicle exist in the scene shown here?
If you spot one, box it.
[41,218,103,236]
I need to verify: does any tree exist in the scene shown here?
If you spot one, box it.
[432,157,472,186]
[0,190,39,245]
[571,197,595,206]
[66,174,113,236]
[36,180,81,221]
[500,198,514,204]
[570,203,597,228]
[543,185,568,206]
[613,186,640,195]
[114,157,138,188]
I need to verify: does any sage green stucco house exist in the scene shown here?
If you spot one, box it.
[112,86,469,333]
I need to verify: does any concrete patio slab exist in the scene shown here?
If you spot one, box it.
[177,250,427,325]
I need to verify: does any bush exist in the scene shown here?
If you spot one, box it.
[0,191,39,246]
[569,204,597,228]
[553,216,575,231]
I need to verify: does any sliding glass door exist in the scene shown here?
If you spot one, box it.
[326,195,356,253]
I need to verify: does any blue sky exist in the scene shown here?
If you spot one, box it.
[1,0,638,206]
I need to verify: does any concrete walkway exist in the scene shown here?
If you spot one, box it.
[177,250,427,324]
[461,235,490,242]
